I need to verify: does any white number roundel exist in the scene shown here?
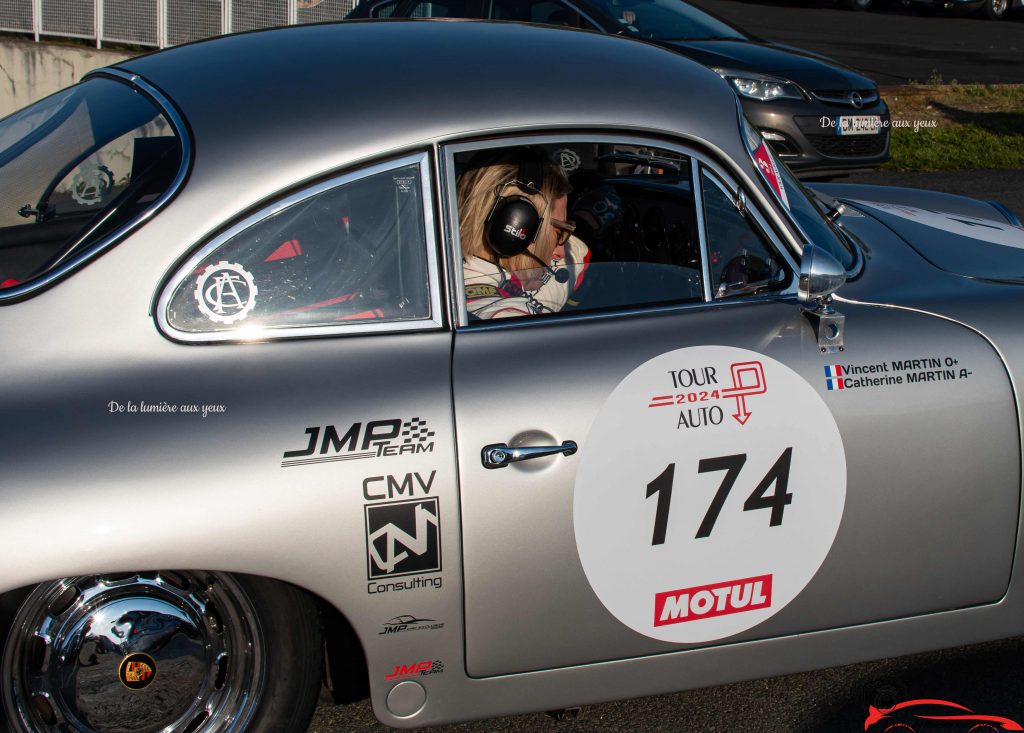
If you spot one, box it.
[574,346,846,643]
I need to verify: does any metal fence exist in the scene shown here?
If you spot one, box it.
[0,0,358,48]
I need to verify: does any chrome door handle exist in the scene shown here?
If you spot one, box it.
[481,441,577,469]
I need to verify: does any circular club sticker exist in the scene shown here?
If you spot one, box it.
[574,346,846,643]
[194,260,258,325]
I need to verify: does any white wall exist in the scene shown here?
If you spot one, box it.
[0,39,134,117]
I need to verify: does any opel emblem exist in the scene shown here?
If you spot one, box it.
[849,91,864,109]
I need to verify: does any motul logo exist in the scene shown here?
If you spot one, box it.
[503,224,528,240]
[654,574,772,626]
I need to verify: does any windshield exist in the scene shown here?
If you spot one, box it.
[772,153,856,271]
[741,116,855,271]
[585,0,746,41]
[0,77,182,292]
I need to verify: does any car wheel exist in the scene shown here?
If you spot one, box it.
[844,0,873,10]
[1,571,322,733]
[982,0,1008,19]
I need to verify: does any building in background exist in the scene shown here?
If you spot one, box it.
[0,1,357,115]
[1,0,356,49]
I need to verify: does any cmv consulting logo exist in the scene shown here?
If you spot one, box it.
[864,698,1023,731]
[366,498,441,580]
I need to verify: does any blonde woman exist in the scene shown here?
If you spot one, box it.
[457,150,590,319]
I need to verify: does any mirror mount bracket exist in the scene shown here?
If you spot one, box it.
[803,296,845,354]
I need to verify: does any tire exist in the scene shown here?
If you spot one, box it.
[844,0,874,10]
[1,571,322,733]
[982,0,1008,19]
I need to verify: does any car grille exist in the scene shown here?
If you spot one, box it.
[810,89,880,108]
[806,134,888,157]
[795,115,890,158]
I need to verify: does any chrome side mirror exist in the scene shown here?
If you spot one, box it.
[798,244,846,309]
[798,244,846,354]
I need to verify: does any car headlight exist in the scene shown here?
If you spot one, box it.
[712,68,805,102]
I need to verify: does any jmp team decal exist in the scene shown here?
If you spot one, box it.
[379,615,445,635]
[384,660,444,680]
[282,417,435,467]
[574,346,846,643]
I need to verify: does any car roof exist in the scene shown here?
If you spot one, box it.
[111,20,744,193]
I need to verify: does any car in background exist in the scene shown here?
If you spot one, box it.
[835,0,1018,19]
[6,17,1024,733]
[345,0,891,177]
[903,0,1020,20]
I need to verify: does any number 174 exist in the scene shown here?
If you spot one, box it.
[645,448,793,545]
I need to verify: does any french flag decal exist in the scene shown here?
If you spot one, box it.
[824,364,844,390]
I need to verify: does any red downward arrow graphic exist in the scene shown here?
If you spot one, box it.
[732,395,752,425]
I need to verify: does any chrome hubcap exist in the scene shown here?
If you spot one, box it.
[3,572,265,733]
[993,0,1007,11]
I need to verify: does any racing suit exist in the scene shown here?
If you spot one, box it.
[463,236,590,319]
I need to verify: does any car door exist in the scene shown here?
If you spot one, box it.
[446,135,1019,678]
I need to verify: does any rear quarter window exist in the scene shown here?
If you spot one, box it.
[161,156,438,342]
[0,75,184,295]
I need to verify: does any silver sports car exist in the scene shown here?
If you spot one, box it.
[1,18,1023,733]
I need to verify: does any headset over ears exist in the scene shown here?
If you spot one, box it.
[484,151,548,258]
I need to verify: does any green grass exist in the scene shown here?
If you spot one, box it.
[886,124,1024,171]
[881,84,1024,171]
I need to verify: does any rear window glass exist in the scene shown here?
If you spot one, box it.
[0,77,182,292]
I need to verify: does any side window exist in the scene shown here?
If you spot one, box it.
[489,0,592,27]
[700,168,788,300]
[406,0,468,16]
[163,159,432,338]
[453,141,704,321]
[369,1,399,16]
